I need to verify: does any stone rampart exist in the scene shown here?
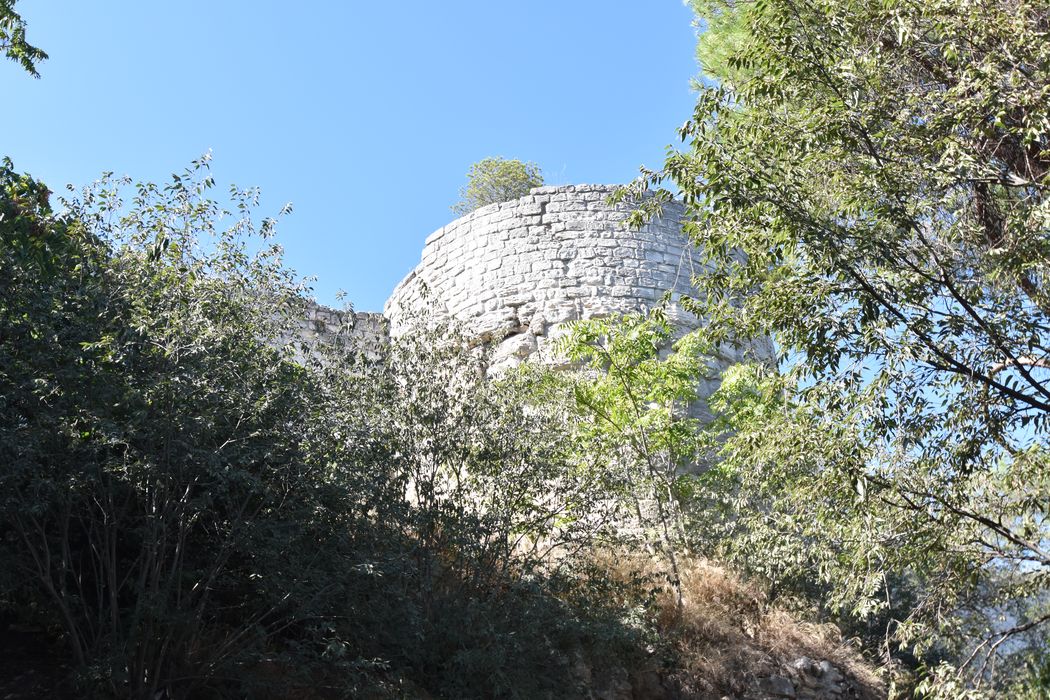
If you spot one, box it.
[384,184,719,370]
[303,184,770,401]
[295,304,388,361]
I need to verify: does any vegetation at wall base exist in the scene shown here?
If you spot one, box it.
[618,0,1050,695]
[5,0,1049,696]
[0,157,607,698]
[0,157,881,698]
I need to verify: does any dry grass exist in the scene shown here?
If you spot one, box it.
[597,551,885,699]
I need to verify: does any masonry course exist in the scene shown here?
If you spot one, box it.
[305,184,770,403]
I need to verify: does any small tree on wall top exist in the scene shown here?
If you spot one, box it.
[451,157,544,216]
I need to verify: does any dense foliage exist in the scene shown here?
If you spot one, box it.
[0,151,886,699]
[0,0,46,76]
[0,158,656,699]
[450,157,544,216]
[623,0,1050,695]
[551,312,710,608]
[13,1,1050,695]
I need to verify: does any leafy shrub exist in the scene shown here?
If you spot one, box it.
[0,157,639,699]
[451,157,543,216]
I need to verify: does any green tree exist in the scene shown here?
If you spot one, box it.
[627,0,1050,694]
[0,156,372,697]
[451,157,544,216]
[554,311,713,608]
[0,156,642,698]
[1,0,46,76]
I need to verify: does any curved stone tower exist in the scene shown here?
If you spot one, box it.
[385,184,711,370]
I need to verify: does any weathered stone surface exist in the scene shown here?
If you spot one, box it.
[295,304,389,361]
[759,674,797,698]
[382,184,772,383]
[301,184,773,406]
[817,661,843,684]
[385,185,701,343]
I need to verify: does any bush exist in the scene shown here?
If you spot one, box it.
[0,157,634,698]
[451,157,543,216]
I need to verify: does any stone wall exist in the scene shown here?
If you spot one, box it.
[387,184,703,324]
[295,303,388,361]
[382,184,770,401]
[301,183,770,396]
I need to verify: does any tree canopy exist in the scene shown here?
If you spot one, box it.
[0,157,620,697]
[0,0,46,76]
[625,0,1050,694]
[451,157,544,216]
[8,0,1050,695]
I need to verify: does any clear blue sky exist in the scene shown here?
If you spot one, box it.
[5,1,701,311]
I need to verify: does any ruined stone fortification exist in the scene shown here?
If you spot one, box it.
[307,184,769,400]
[298,188,871,699]
[384,184,707,364]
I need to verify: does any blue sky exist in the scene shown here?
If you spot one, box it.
[5,1,701,311]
